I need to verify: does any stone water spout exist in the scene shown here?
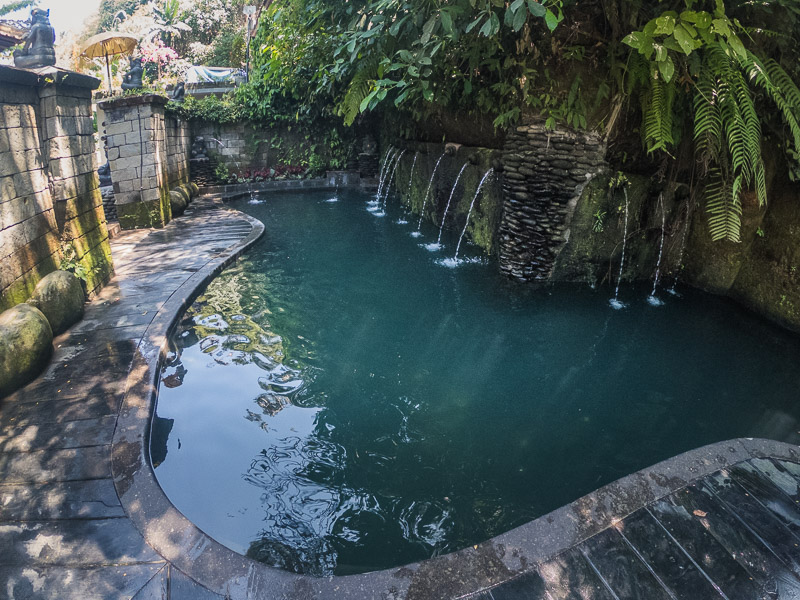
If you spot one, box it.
[609,185,630,310]
[647,193,666,306]
[451,168,495,262]
[413,152,446,238]
[429,162,469,250]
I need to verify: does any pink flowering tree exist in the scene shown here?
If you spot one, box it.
[140,38,179,82]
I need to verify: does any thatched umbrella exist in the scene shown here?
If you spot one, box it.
[80,32,137,93]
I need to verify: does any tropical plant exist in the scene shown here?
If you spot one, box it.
[0,0,34,17]
[622,0,800,241]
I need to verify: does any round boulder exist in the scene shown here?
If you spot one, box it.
[170,190,188,216]
[189,182,200,197]
[178,184,193,204]
[28,270,85,335]
[0,304,53,397]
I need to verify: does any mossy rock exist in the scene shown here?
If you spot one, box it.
[170,190,188,216]
[189,182,200,197]
[178,184,193,203]
[0,304,53,397]
[173,186,191,205]
[27,270,85,336]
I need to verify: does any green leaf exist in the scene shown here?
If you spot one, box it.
[654,14,676,35]
[421,16,436,44]
[465,15,483,33]
[544,9,560,31]
[510,0,525,12]
[423,87,434,101]
[672,23,697,54]
[527,0,546,17]
[622,31,647,50]
[464,79,472,94]
[513,5,526,31]
[359,89,378,112]
[658,57,675,83]
[441,10,453,35]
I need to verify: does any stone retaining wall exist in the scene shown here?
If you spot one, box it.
[0,65,112,311]
[165,113,191,189]
[499,122,607,281]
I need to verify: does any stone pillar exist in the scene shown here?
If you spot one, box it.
[98,95,172,230]
[0,65,113,309]
[499,122,607,282]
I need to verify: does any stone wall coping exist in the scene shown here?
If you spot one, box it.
[0,64,100,90]
[98,93,169,110]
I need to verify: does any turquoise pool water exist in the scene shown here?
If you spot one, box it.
[153,189,800,576]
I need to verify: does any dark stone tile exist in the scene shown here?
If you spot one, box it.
[615,509,723,599]
[538,547,616,600]
[764,459,800,503]
[729,463,800,534]
[704,472,800,576]
[485,570,547,600]
[0,518,162,566]
[0,563,165,600]
[169,567,224,599]
[0,445,111,483]
[2,374,127,406]
[647,499,769,599]
[0,415,117,453]
[0,479,124,521]
[673,484,800,597]
[131,565,168,599]
[579,527,672,600]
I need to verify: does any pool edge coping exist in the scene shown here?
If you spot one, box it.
[110,196,800,600]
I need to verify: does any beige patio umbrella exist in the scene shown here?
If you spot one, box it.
[81,32,138,94]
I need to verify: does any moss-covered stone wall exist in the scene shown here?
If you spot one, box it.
[390,142,504,255]
[0,65,113,311]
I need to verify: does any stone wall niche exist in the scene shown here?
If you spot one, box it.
[98,94,173,230]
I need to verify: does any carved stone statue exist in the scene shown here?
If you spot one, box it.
[13,9,56,69]
[120,57,143,90]
[98,162,112,187]
[171,81,185,103]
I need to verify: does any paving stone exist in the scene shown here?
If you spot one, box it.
[0,518,162,566]
[0,563,165,600]
[0,479,124,521]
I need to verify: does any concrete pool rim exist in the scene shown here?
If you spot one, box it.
[110,192,800,599]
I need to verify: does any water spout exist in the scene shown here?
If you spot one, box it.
[406,152,418,202]
[452,169,494,262]
[647,193,666,306]
[434,162,469,248]
[380,149,406,211]
[668,201,691,296]
[610,186,630,310]
[413,152,446,238]
[375,147,396,202]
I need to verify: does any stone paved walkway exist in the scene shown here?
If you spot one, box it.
[0,197,255,599]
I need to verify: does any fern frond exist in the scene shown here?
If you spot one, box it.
[705,167,742,243]
[337,59,378,126]
[643,75,674,154]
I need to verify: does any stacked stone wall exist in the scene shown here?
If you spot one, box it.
[499,122,607,281]
[0,66,112,311]
[165,114,191,188]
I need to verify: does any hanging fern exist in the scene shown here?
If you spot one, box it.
[337,59,379,126]
[625,4,800,243]
[642,75,676,155]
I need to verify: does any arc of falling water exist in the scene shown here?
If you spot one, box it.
[610,185,630,308]
[416,152,446,233]
[375,147,397,201]
[452,168,494,261]
[406,152,418,200]
[648,193,666,305]
[436,163,469,246]
[669,200,691,295]
[381,149,406,211]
